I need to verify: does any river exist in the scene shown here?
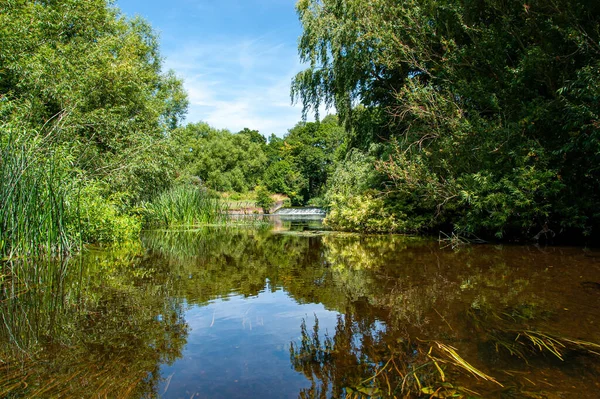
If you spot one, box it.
[1,217,599,398]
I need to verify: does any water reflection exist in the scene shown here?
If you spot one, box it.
[1,223,599,398]
[0,244,188,398]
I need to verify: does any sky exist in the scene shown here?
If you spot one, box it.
[116,0,311,137]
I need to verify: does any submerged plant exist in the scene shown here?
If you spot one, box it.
[290,315,503,399]
[467,304,600,364]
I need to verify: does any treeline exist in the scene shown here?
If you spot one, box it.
[4,0,600,254]
[291,0,600,243]
[171,116,344,206]
[0,0,344,258]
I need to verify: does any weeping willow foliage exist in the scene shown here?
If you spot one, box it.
[294,0,600,241]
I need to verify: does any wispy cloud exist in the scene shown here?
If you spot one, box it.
[164,34,308,136]
[116,0,325,135]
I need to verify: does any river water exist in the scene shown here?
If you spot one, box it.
[1,217,600,398]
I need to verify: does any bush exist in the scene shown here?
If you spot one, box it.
[325,193,402,233]
[307,197,328,208]
[255,186,275,214]
[78,184,142,244]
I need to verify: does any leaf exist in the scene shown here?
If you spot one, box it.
[355,386,381,396]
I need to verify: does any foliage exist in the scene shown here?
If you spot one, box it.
[325,193,401,233]
[262,159,306,205]
[0,127,78,257]
[262,115,345,205]
[171,123,267,192]
[255,185,275,214]
[143,184,227,228]
[78,183,142,243]
[238,127,267,145]
[306,196,328,208]
[0,0,188,253]
[293,0,600,241]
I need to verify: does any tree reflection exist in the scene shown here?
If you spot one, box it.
[289,236,600,398]
[291,313,397,399]
[0,246,188,398]
[4,227,597,397]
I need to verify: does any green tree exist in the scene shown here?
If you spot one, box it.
[238,127,267,145]
[171,123,267,192]
[1,1,188,196]
[255,185,275,213]
[293,0,600,241]
[0,0,188,250]
[262,115,344,205]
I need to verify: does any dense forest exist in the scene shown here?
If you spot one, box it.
[2,0,600,257]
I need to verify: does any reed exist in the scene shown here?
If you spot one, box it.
[144,184,228,228]
[0,128,79,258]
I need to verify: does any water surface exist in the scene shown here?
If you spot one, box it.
[1,218,600,398]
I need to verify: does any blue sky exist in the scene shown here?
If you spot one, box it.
[116,0,311,136]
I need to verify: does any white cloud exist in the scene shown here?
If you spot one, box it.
[163,34,312,136]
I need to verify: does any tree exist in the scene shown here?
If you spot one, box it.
[171,123,268,192]
[238,128,267,145]
[262,115,344,204]
[255,185,275,214]
[293,0,600,241]
[0,0,188,248]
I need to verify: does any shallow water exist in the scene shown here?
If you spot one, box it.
[1,218,600,398]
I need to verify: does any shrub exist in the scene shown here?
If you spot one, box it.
[325,193,402,233]
[255,186,275,214]
[78,184,142,244]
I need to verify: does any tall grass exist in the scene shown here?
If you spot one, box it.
[0,128,79,259]
[144,184,228,227]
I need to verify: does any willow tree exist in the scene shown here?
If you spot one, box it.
[293,0,600,241]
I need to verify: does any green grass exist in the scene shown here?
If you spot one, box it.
[0,128,78,259]
[144,184,228,227]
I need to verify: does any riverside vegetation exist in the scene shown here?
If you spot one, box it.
[4,0,599,258]
[291,0,600,243]
[2,2,600,396]
[0,0,344,258]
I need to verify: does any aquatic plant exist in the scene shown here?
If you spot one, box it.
[290,315,501,399]
[0,129,79,258]
[467,304,600,363]
[143,184,228,227]
[0,127,142,257]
